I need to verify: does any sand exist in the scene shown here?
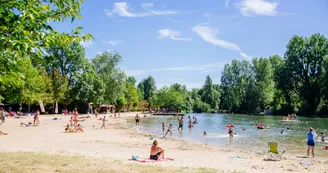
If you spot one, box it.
[0,112,327,173]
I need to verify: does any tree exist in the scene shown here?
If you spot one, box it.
[70,59,105,104]
[201,75,220,111]
[0,0,92,56]
[220,60,252,113]
[139,76,156,100]
[124,79,139,111]
[280,34,328,115]
[127,76,137,85]
[44,42,85,89]
[92,51,125,104]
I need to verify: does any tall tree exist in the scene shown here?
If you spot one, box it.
[281,34,328,115]
[139,76,156,100]
[201,75,220,111]
[92,51,125,104]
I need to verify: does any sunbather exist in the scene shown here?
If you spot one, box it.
[21,122,32,127]
[75,124,83,133]
[150,140,165,160]
[65,124,74,133]
[0,130,8,135]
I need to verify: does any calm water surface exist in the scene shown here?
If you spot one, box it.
[127,114,328,158]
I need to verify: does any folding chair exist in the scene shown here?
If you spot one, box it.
[268,142,285,160]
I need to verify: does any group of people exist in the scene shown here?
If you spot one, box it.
[282,113,297,121]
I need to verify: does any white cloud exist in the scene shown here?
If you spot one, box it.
[235,0,279,16]
[225,0,230,7]
[104,2,178,17]
[192,25,251,60]
[124,61,227,76]
[80,40,94,48]
[240,52,252,60]
[158,29,191,41]
[192,25,240,51]
[101,40,123,46]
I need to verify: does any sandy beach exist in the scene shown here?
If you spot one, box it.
[0,112,327,173]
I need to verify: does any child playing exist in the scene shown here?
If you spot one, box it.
[163,124,173,138]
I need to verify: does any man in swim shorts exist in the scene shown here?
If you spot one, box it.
[135,114,140,126]
[178,117,183,130]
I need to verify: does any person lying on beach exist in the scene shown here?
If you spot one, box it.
[74,124,83,133]
[21,122,32,127]
[324,146,328,150]
[150,140,165,160]
[0,130,8,135]
[321,132,325,141]
[163,124,173,138]
[203,131,207,135]
[101,116,108,129]
[65,124,74,133]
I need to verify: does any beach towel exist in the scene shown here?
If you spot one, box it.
[229,156,247,159]
[299,162,313,166]
[129,155,174,163]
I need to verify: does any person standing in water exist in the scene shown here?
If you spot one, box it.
[162,122,165,132]
[228,124,234,137]
[321,132,326,141]
[135,114,140,127]
[307,127,317,158]
[178,117,183,131]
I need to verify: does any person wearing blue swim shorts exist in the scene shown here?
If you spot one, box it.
[307,127,317,157]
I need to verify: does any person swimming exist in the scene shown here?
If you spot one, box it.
[280,129,284,134]
[203,131,207,135]
[286,127,290,131]
[241,126,246,131]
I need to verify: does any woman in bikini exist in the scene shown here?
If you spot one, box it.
[150,140,165,160]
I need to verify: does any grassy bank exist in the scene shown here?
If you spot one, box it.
[0,152,231,173]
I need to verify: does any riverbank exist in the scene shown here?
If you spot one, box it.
[0,112,327,173]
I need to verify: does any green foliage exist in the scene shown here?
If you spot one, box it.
[277,34,328,115]
[138,76,156,101]
[92,51,125,104]
[124,79,139,111]
[0,0,92,56]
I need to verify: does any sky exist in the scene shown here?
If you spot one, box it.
[52,0,328,90]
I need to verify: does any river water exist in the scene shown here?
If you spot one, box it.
[127,114,328,158]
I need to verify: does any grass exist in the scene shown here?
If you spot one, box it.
[0,152,224,173]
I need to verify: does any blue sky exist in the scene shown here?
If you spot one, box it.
[52,0,328,89]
